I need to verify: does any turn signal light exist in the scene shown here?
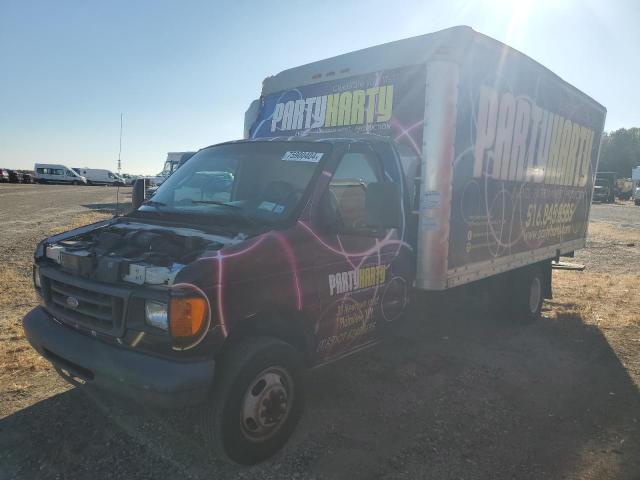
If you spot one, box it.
[169,296,207,338]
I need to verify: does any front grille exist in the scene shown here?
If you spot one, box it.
[41,271,127,336]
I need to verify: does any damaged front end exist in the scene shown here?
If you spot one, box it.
[32,218,234,353]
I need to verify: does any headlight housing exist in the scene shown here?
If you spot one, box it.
[145,300,168,330]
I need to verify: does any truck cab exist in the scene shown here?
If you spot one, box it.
[24,136,414,464]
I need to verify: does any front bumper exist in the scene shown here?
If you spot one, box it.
[23,306,215,408]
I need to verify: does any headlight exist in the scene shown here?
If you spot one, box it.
[145,300,168,330]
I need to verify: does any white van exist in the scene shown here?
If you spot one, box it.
[34,164,87,185]
[72,168,124,186]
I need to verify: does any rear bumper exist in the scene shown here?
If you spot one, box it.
[23,306,215,408]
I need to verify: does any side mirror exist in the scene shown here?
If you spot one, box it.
[365,182,401,229]
[131,178,147,211]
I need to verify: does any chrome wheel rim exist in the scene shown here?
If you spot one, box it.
[529,276,542,314]
[240,366,292,442]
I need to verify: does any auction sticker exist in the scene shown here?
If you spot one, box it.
[282,151,324,163]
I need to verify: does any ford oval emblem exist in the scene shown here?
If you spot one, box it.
[65,296,79,309]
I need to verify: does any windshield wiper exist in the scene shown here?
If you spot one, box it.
[188,199,259,228]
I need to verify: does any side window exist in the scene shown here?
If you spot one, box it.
[36,168,44,174]
[324,151,383,231]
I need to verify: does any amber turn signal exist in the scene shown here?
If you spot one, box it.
[169,296,207,338]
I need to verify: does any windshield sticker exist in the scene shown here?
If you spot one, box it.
[258,201,277,211]
[281,151,324,163]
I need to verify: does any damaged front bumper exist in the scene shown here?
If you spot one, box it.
[23,306,215,408]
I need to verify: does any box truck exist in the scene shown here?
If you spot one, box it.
[23,26,606,464]
[148,152,196,186]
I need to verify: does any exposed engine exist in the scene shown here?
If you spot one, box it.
[43,223,225,286]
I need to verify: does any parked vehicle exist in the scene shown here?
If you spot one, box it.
[120,173,137,185]
[0,169,8,183]
[34,164,87,185]
[593,171,616,203]
[633,167,640,205]
[616,178,634,201]
[72,168,124,186]
[21,172,33,184]
[23,26,606,465]
[7,170,23,183]
[149,152,196,186]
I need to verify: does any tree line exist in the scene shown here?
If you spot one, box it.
[598,128,640,177]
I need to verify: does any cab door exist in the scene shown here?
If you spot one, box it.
[311,142,411,362]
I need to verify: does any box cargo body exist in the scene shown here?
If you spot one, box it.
[246,25,607,290]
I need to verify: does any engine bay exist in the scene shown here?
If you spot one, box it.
[41,222,227,286]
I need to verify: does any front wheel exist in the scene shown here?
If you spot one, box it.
[201,337,305,465]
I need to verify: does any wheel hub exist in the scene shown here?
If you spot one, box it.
[241,367,292,441]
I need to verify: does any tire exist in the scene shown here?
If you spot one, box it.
[509,265,544,323]
[201,336,305,465]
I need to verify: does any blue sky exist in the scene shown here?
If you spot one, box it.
[1,0,638,174]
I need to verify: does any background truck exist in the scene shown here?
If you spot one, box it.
[72,167,125,186]
[148,151,196,186]
[593,171,617,203]
[633,166,640,205]
[23,26,606,465]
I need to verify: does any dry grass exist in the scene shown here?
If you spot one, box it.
[548,271,640,329]
[47,211,112,236]
[588,220,640,245]
[0,212,111,383]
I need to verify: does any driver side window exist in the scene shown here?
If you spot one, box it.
[324,151,382,231]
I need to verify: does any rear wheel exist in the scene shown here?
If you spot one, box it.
[201,337,304,465]
[510,265,544,323]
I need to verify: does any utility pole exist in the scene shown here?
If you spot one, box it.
[117,113,123,174]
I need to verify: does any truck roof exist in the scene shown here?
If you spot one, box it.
[212,134,396,150]
[261,25,605,113]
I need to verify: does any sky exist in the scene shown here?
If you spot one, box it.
[1,0,639,174]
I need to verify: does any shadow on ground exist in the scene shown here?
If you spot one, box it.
[1,299,639,480]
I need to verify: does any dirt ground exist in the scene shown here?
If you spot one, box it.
[0,187,638,480]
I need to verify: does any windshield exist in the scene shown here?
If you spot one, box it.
[139,141,331,226]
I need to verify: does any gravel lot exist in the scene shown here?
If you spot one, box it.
[590,201,640,229]
[0,184,131,264]
[0,186,638,480]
